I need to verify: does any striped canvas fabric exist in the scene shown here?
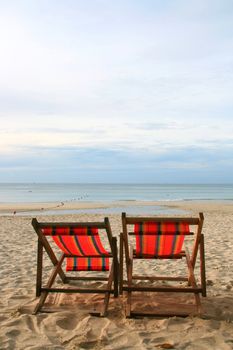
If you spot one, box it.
[66,257,109,271]
[134,221,190,257]
[41,226,98,236]
[42,226,110,271]
[134,222,190,235]
[52,234,109,256]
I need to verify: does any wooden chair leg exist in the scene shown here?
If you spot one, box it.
[185,248,202,315]
[34,254,65,314]
[33,291,48,314]
[36,239,43,297]
[112,237,119,298]
[200,234,207,297]
[119,233,124,295]
[126,260,133,317]
[39,234,67,283]
[101,265,114,317]
[90,262,115,317]
[126,246,133,318]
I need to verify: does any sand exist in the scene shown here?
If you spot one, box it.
[0,200,233,350]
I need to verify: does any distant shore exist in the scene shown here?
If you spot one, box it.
[0,199,232,215]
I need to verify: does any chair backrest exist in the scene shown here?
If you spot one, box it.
[122,213,204,262]
[134,220,190,257]
[32,218,114,271]
[40,224,109,257]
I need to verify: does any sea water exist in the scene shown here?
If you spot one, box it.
[0,183,232,203]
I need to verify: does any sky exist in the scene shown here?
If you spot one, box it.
[0,0,233,183]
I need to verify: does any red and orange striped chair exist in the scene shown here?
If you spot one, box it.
[32,217,118,316]
[120,212,206,317]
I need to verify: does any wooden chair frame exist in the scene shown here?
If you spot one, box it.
[119,212,206,317]
[32,217,118,316]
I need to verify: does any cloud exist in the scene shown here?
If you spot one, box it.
[0,0,232,120]
[0,144,232,183]
[0,0,232,182]
[0,116,232,158]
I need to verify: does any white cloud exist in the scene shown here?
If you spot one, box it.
[0,115,232,157]
[0,0,232,119]
[0,1,232,182]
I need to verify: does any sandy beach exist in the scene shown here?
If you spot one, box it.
[0,200,233,350]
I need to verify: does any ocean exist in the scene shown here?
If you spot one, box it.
[0,183,233,203]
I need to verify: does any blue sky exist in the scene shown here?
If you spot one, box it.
[0,0,232,183]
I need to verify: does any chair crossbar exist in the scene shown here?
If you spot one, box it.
[123,286,203,293]
[128,311,194,318]
[125,217,200,224]
[132,276,188,281]
[41,287,115,294]
[128,231,194,236]
[64,253,112,258]
[38,222,107,228]
[67,276,109,281]
[132,253,185,259]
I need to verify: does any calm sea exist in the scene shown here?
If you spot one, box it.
[0,183,232,203]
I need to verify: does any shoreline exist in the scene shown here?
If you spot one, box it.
[0,199,232,215]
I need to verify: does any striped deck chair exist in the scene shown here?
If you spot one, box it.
[119,212,206,317]
[32,217,118,316]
